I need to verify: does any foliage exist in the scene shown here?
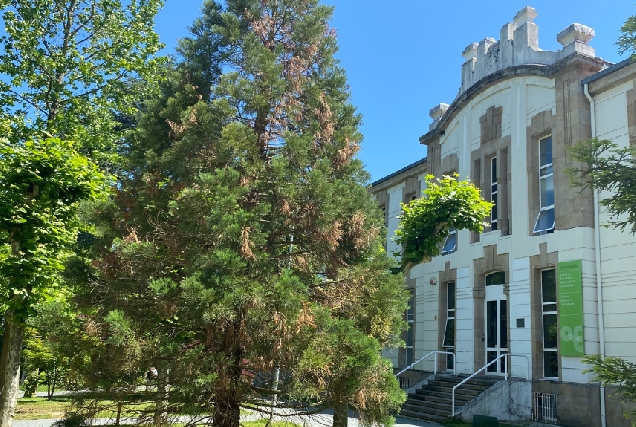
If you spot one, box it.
[568,138,636,234]
[21,298,93,398]
[21,370,41,399]
[618,12,636,58]
[0,138,105,321]
[294,315,405,426]
[63,1,409,426]
[0,0,165,164]
[584,354,636,425]
[395,174,492,269]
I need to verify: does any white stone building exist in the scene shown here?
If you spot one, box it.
[371,7,636,427]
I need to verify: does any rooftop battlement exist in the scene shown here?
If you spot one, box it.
[429,6,597,123]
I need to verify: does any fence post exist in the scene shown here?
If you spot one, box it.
[504,355,508,380]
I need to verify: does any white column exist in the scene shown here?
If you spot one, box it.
[509,257,532,379]
[455,267,474,374]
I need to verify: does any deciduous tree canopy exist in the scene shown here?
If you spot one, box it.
[395,174,492,270]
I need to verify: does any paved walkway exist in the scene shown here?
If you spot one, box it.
[13,411,442,427]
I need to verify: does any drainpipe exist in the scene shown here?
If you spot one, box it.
[584,82,606,427]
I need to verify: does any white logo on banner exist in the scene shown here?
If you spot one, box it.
[560,325,584,353]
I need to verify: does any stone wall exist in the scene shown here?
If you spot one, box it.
[458,379,532,422]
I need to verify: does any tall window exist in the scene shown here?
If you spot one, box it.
[443,282,456,370]
[491,157,498,230]
[441,229,457,255]
[541,269,558,378]
[534,136,555,234]
[405,290,415,365]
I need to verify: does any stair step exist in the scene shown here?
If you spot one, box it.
[410,393,472,405]
[408,392,474,404]
[427,381,492,393]
[404,400,452,411]
[401,403,451,418]
[415,387,481,398]
[399,373,503,423]
[421,378,500,389]
[400,409,448,424]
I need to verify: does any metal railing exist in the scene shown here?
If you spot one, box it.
[451,353,530,417]
[395,350,456,386]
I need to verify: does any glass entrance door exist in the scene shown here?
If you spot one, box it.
[485,274,508,374]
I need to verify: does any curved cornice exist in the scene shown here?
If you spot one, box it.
[419,53,606,145]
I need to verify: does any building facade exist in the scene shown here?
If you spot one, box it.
[372,7,636,427]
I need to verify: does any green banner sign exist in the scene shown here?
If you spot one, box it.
[558,260,584,357]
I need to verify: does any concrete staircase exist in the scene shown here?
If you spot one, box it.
[400,374,502,423]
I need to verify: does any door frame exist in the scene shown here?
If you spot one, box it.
[485,284,508,375]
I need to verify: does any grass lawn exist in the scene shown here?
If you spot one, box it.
[16,397,264,423]
[15,397,71,420]
[16,397,157,421]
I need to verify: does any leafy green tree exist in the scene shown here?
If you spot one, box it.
[395,174,492,270]
[0,0,164,164]
[22,298,89,399]
[618,11,636,58]
[65,1,409,427]
[583,355,636,426]
[569,138,636,234]
[0,1,163,425]
[0,137,105,426]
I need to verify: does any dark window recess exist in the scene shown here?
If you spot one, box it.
[443,318,455,347]
[500,299,508,349]
[486,271,506,286]
[487,301,497,348]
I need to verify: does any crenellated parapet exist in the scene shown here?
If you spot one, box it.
[457,6,596,97]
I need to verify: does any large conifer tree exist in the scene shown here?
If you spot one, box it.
[71,1,408,426]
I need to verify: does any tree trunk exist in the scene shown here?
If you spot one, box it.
[0,312,25,427]
[153,371,169,427]
[213,320,243,427]
[115,401,122,426]
[48,362,57,399]
[332,401,349,427]
[212,389,240,427]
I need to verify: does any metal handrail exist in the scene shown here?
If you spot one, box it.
[451,353,530,417]
[395,350,456,377]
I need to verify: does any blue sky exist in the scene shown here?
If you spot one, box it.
[155,1,636,182]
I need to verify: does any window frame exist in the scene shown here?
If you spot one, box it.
[442,282,456,371]
[491,157,498,231]
[541,268,558,379]
[405,289,415,365]
[441,228,457,255]
[442,282,455,348]
[533,135,555,234]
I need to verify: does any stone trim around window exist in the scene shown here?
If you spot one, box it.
[527,110,556,235]
[473,105,512,237]
[529,243,560,380]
